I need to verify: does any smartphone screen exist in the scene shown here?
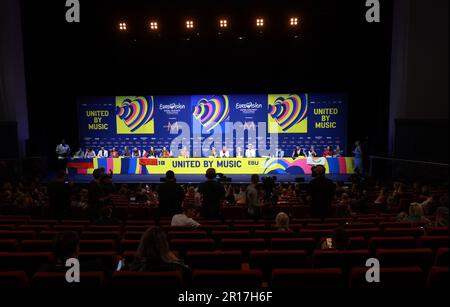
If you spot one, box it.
[116,259,123,271]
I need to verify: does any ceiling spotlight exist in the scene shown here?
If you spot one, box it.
[186,20,194,29]
[219,19,228,28]
[290,17,299,26]
[256,18,264,27]
[119,22,127,31]
[149,21,158,30]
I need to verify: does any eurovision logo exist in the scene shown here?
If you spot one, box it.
[193,95,230,132]
[268,94,308,131]
[116,96,154,133]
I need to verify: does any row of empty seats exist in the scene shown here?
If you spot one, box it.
[0,266,447,288]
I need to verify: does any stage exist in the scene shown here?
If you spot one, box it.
[67,173,353,184]
[66,157,354,184]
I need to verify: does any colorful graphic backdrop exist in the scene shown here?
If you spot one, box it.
[78,93,347,157]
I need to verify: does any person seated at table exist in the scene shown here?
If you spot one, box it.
[209,146,217,158]
[73,148,84,158]
[220,146,230,158]
[275,147,285,158]
[333,145,343,157]
[143,146,157,158]
[307,145,317,157]
[97,146,108,158]
[322,146,334,157]
[122,146,131,158]
[160,147,172,158]
[131,147,141,158]
[179,146,190,158]
[110,147,119,158]
[235,146,243,158]
[84,148,96,158]
[245,143,256,158]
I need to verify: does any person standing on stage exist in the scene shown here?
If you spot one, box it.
[333,145,343,157]
[353,140,363,174]
[198,168,226,219]
[245,143,256,158]
[84,148,96,158]
[131,147,141,158]
[307,145,317,157]
[110,147,119,158]
[220,146,230,158]
[97,146,108,158]
[56,139,71,170]
[123,146,131,158]
[322,146,334,157]
[236,147,243,158]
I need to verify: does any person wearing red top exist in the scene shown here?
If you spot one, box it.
[322,146,334,157]
[110,147,119,158]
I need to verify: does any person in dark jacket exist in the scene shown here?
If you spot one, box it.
[128,227,191,281]
[47,170,72,220]
[157,170,185,217]
[198,168,225,219]
[307,165,336,221]
[93,206,121,225]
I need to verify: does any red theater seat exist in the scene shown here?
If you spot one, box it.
[417,236,449,251]
[306,223,339,230]
[60,220,90,225]
[344,222,376,229]
[0,224,15,230]
[271,268,345,288]
[32,271,105,288]
[298,229,334,240]
[313,250,370,271]
[249,250,308,279]
[349,267,425,288]
[0,239,18,251]
[348,237,367,250]
[0,230,36,240]
[383,227,424,237]
[17,224,50,231]
[191,270,262,288]
[52,225,84,233]
[369,236,416,253]
[211,231,250,240]
[0,252,53,275]
[220,239,266,254]
[221,207,247,220]
[233,224,266,231]
[170,239,215,257]
[79,240,116,252]
[0,271,29,288]
[78,252,116,271]
[270,238,315,254]
[119,239,140,253]
[123,231,145,240]
[21,240,53,252]
[375,248,434,270]
[168,231,207,239]
[111,271,183,288]
[81,231,120,240]
[426,227,449,236]
[86,225,121,232]
[254,230,294,241]
[196,225,229,232]
[37,231,59,240]
[435,247,449,266]
[426,266,449,288]
[186,251,242,270]
[345,228,381,238]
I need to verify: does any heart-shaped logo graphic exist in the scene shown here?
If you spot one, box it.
[116,96,154,132]
[193,95,230,131]
[268,94,308,131]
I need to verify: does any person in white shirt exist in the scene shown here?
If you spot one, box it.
[73,148,84,158]
[308,145,317,157]
[209,146,217,158]
[235,147,243,158]
[220,146,230,158]
[97,146,108,158]
[245,143,256,158]
[84,148,96,158]
[56,139,71,170]
[171,203,200,228]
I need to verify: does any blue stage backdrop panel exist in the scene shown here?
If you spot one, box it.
[77,93,347,157]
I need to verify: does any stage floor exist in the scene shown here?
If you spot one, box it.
[67,173,352,184]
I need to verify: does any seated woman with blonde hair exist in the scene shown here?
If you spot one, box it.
[402,203,430,223]
[275,212,290,231]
